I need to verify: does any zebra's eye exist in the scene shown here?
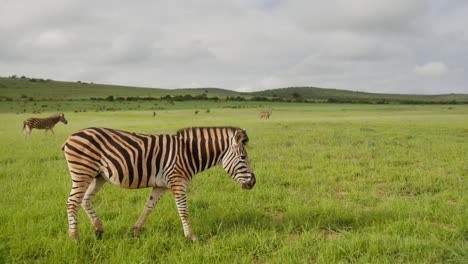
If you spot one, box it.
[240,154,247,160]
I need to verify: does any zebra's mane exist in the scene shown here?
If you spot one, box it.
[49,113,63,118]
[176,127,249,144]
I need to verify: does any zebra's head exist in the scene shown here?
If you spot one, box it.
[59,113,68,124]
[221,129,256,190]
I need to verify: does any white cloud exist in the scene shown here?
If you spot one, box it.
[279,0,428,33]
[180,82,204,88]
[413,62,448,77]
[0,0,467,94]
[34,30,71,48]
[260,76,285,90]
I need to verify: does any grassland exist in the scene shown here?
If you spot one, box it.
[0,103,467,263]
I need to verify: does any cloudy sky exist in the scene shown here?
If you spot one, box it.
[1,0,467,94]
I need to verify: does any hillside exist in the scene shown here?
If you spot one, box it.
[1,76,467,104]
[251,87,468,104]
[0,77,232,100]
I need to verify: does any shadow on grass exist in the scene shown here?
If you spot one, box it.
[197,204,408,239]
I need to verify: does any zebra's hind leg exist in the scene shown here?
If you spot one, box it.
[23,126,31,137]
[66,177,93,241]
[81,176,107,239]
[133,187,167,237]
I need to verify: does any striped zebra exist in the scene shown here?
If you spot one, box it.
[23,113,68,136]
[62,126,256,240]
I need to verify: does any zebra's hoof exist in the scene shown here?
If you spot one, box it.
[188,234,198,241]
[95,230,103,240]
[69,231,79,241]
[133,227,141,238]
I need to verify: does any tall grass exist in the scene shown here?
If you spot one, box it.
[0,104,467,263]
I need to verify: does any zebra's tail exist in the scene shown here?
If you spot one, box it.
[22,121,26,132]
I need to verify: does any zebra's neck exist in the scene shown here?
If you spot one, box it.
[50,115,60,123]
[177,127,233,174]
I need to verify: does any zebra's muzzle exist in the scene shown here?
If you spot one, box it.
[241,174,256,190]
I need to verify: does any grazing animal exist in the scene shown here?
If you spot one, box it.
[23,113,68,136]
[62,127,256,241]
[259,109,272,119]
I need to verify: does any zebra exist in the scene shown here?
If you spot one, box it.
[259,109,272,119]
[23,113,68,136]
[62,126,256,241]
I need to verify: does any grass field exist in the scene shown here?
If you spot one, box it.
[0,104,467,263]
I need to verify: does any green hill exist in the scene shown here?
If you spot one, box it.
[0,77,227,100]
[1,76,467,104]
[251,87,468,104]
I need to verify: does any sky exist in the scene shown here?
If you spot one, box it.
[1,0,467,94]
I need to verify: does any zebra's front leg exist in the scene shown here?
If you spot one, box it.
[45,128,54,135]
[81,176,106,239]
[171,185,197,241]
[133,187,167,237]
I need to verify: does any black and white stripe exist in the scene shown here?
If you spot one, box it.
[23,113,68,135]
[62,126,255,240]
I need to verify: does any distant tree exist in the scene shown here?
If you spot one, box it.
[194,93,207,100]
[292,92,301,99]
[235,96,246,101]
[250,96,269,101]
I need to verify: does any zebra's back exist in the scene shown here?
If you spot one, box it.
[24,117,54,129]
[63,127,178,189]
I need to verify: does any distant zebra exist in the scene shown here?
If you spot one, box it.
[259,109,272,119]
[23,113,68,136]
[62,126,256,241]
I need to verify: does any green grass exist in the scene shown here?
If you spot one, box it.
[0,104,467,263]
[0,99,274,113]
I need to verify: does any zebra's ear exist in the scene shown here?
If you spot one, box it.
[235,129,249,145]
